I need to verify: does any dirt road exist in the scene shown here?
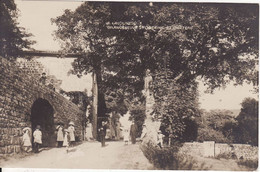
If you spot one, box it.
[0,141,154,169]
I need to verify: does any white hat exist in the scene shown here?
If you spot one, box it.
[69,121,75,126]
[23,127,31,132]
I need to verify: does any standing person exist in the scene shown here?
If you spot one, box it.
[63,129,70,153]
[68,121,75,147]
[33,125,42,153]
[98,121,107,147]
[22,127,32,153]
[85,120,93,141]
[123,127,130,145]
[56,124,64,148]
[157,130,164,148]
[140,124,147,141]
[130,121,138,144]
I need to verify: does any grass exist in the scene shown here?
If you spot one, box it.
[140,142,208,170]
[237,159,258,170]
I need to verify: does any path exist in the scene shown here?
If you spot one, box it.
[1,141,253,171]
[0,141,154,169]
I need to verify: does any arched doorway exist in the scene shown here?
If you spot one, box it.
[31,98,55,147]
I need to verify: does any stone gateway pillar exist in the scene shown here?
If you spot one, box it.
[142,69,161,145]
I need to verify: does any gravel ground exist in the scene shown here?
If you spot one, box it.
[0,141,154,170]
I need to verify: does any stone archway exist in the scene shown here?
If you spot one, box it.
[31,98,55,147]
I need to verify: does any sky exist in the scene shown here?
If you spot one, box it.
[15,0,258,110]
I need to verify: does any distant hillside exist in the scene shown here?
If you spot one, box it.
[207,109,241,117]
[228,109,241,117]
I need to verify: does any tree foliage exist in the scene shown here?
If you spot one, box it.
[197,109,237,143]
[53,2,258,141]
[235,98,258,146]
[0,0,35,60]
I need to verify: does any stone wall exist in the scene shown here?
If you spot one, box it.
[0,56,84,156]
[180,141,258,160]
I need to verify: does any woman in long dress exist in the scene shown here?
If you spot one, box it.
[85,122,93,141]
[123,128,130,145]
[56,125,64,147]
[68,121,75,146]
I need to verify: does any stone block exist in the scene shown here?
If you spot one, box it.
[14,128,19,136]
[7,145,14,154]
[0,147,6,154]
[10,136,14,144]
[0,140,5,147]
[3,128,8,134]
[12,136,21,145]
[15,145,21,154]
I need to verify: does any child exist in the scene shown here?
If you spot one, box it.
[22,127,32,153]
[33,125,42,153]
[157,130,164,148]
[63,129,70,153]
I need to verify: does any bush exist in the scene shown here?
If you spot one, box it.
[215,152,237,160]
[237,159,258,170]
[140,142,207,170]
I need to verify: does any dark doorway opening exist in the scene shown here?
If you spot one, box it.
[31,98,55,147]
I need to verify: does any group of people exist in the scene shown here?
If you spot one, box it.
[56,121,76,152]
[22,125,42,153]
[123,121,138,145]
[21,121,76,154]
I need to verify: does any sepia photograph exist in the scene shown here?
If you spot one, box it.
[0,0,259,171]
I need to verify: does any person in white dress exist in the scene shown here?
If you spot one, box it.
[123,127,130,145]
[56,124,64,147]
[85,121,93,141]
[68,121,75,147]
[22,127,32,153]
[33,125,42,153]
[157,130,164,148]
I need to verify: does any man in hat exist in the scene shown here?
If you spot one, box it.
[68,121,75,147]
[33,125,42,153]
[98,121,107,147]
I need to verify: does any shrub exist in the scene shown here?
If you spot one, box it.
[237,159,258,170]
[140,142,207,170]
[215,152,237,160]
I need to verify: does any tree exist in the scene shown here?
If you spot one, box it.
[203,110,236,131]
[107,3,258,141]
[53,2,258,142]
[0,0,34,60]
[197,109,237,143]
[235,98,258,146]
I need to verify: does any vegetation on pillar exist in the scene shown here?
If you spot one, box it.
[0,0,35,60]
[153,68,200,142]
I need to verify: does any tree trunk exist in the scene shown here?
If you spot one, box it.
[92,72,98,139]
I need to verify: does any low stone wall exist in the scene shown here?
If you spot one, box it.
[0,56,84,156]
[180,141,258,160]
